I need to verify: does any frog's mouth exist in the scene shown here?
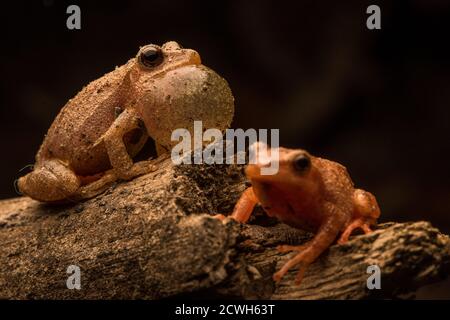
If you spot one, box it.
[245,164,265,179]
[245,158,282,181]
[183,49,202,66]
[245,162,281,180]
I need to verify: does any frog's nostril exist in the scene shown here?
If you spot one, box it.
[162,41,181,50]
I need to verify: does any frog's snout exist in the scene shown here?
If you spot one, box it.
[161,41,201,65]
[246,141,277,178]
[249,141,273,167]
[185,49,201,65]
[244,164,261,179]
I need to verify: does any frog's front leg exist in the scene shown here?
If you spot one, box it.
[273,205,347,285]
[99,108,157,180]
[214,187,258,222]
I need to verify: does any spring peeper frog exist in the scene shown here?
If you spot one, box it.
[18,41,234,202]
[216,142,380,285]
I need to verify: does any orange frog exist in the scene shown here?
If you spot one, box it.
[216,142,380,285]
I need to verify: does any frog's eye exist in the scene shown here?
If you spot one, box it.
[139,46,164,68]
[293,153,311,173]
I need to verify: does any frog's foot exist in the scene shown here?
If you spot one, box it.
[116,160,158,181]
[273,249,313,285]
[213,214,227,221]
[17,159,80,202]
[337,218,373,245]
[276,244,306,253]
[73,170,117,200]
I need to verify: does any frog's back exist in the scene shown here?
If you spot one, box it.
[314,157,354,208]
[36,60,134,175]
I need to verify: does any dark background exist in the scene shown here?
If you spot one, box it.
[0,0,449,296]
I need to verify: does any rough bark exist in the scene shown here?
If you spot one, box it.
[1,156,449,299]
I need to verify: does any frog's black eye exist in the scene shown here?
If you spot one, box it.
[139,46,164,67]
[293,153,311,173]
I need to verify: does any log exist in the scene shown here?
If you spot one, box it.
[1,156,449,299]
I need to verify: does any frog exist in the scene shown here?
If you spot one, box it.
[216,142,380,285]
[18,41,234,203]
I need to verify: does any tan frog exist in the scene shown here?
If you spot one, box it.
[18,41,234,202]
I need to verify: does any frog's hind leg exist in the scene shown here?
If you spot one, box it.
[337,189,381,244]
[273,214,345,285]
[337,219,367,244]
[276,244,307,253]
[18,159,80,202]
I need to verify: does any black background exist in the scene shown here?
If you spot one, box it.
[0,0,449,297]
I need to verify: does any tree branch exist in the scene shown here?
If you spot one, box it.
[1,157,449,299]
